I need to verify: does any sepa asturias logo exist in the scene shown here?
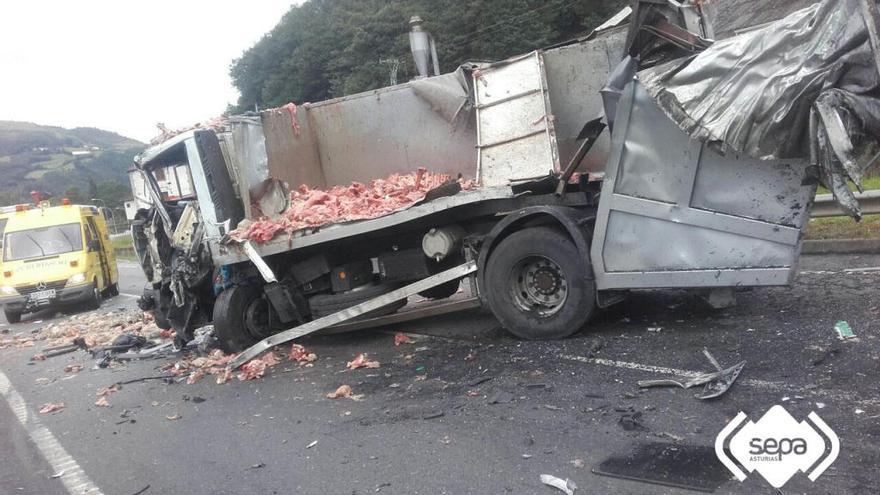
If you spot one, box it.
[715,405,839,488]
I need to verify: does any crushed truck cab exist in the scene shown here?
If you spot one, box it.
[0,203,119,323]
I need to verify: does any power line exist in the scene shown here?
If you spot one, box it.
[457,0,578,42]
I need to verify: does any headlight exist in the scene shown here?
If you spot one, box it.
[0,285,18,296]
[67,273,87,285]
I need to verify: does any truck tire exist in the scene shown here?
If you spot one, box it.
[4,308,21,323]
[309,283,406,319]
[484,227,595,340]
[194,130,245,228]
[213,284,266,353]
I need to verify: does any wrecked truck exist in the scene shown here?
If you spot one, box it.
[127,0,880,363]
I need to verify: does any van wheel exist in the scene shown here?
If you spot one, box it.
[108,283,119,297]
[4,309,21,323]
[87,281,102,310]
[484,227,595,340]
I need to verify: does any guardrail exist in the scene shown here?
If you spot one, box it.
[811,190,880,218]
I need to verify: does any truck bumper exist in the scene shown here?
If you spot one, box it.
[0,283,95,313]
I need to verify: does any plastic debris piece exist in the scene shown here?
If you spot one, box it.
[570,459,585,469]
[306,440,318,449]
[834,321,856,340]
[39,403,65,414]
[394,332,413,346]
[327,384,353,399]
[165,414,182,421]
[346,353,380,370]
[95,397,110,407]
[540,474,577,495]
[49,470,65,478]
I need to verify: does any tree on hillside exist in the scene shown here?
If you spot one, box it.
[229,0,626,112]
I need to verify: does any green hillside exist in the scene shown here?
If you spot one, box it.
[0,121,143,209]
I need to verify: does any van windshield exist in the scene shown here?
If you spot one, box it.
[3,223,83,261]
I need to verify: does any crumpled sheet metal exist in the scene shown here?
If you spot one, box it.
[639,0,880,218]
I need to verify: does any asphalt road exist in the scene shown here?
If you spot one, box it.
[1,255,879,494]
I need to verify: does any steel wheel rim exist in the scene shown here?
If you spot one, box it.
[509,255,568,317]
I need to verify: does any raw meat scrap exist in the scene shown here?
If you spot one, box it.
[326,384,353,399]
[232,168,476,244]
[39,403,65,414]
[288,344,317,363]
[346,353,380,370]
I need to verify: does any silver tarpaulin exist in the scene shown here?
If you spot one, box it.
[639,0,880,218]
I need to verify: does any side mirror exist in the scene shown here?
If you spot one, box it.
[88,239,101,252]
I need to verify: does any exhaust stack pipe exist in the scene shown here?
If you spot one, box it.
[409,16,440,79]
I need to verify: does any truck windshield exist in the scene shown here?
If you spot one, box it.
[3,223,83,262]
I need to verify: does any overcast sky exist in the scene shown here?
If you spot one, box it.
[0,0,296,143]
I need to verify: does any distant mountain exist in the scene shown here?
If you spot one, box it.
[0,121,144,207]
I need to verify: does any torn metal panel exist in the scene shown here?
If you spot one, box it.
[638,349,745,399]
[474,51,560,186]
[590,81,815,290]
[639,0,880,218]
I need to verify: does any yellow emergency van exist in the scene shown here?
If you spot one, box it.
[0,202,118,323]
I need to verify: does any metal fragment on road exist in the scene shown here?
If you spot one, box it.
[539,474,577,495]
[229,261,476,369]
[638,348,745,399]
[306,440,317,449]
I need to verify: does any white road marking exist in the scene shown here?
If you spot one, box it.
[119,293,140,299]
[843,266,880,273]
[0,370,103,495]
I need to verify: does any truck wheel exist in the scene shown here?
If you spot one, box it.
[484,227,595,339]
[213,284,272,353]
[4,309,21,323]
[86,281,102,310]
[309,283,406,319]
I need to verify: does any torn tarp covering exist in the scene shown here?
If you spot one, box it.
[638,0,880,218]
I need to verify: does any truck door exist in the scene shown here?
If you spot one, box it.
[85,216,111,290]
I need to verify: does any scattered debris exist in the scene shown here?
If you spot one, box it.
[38,403,65,414]
[94,397,110,407]
[250,462,265,469]
[347,353,380,370]
[394,332,414,345]
[487,389,514,404]
[97,384,120,397]
[855,408,865,415]
[619,410,646,431]
[327,384,353,399]
[570,459,585,469]
[467,376,493,387]
[49,470,65,479]
[306,440,318,449]
[539,474,577,495]
[834,321,857,340]
[237,352,281,381]
[421,411,444,419]
[288,344,317,363]
[646,327,662,333]
[165,414,182,421]
[31,353,47,361]
[63,364,84,373]
[638,348,744,399]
